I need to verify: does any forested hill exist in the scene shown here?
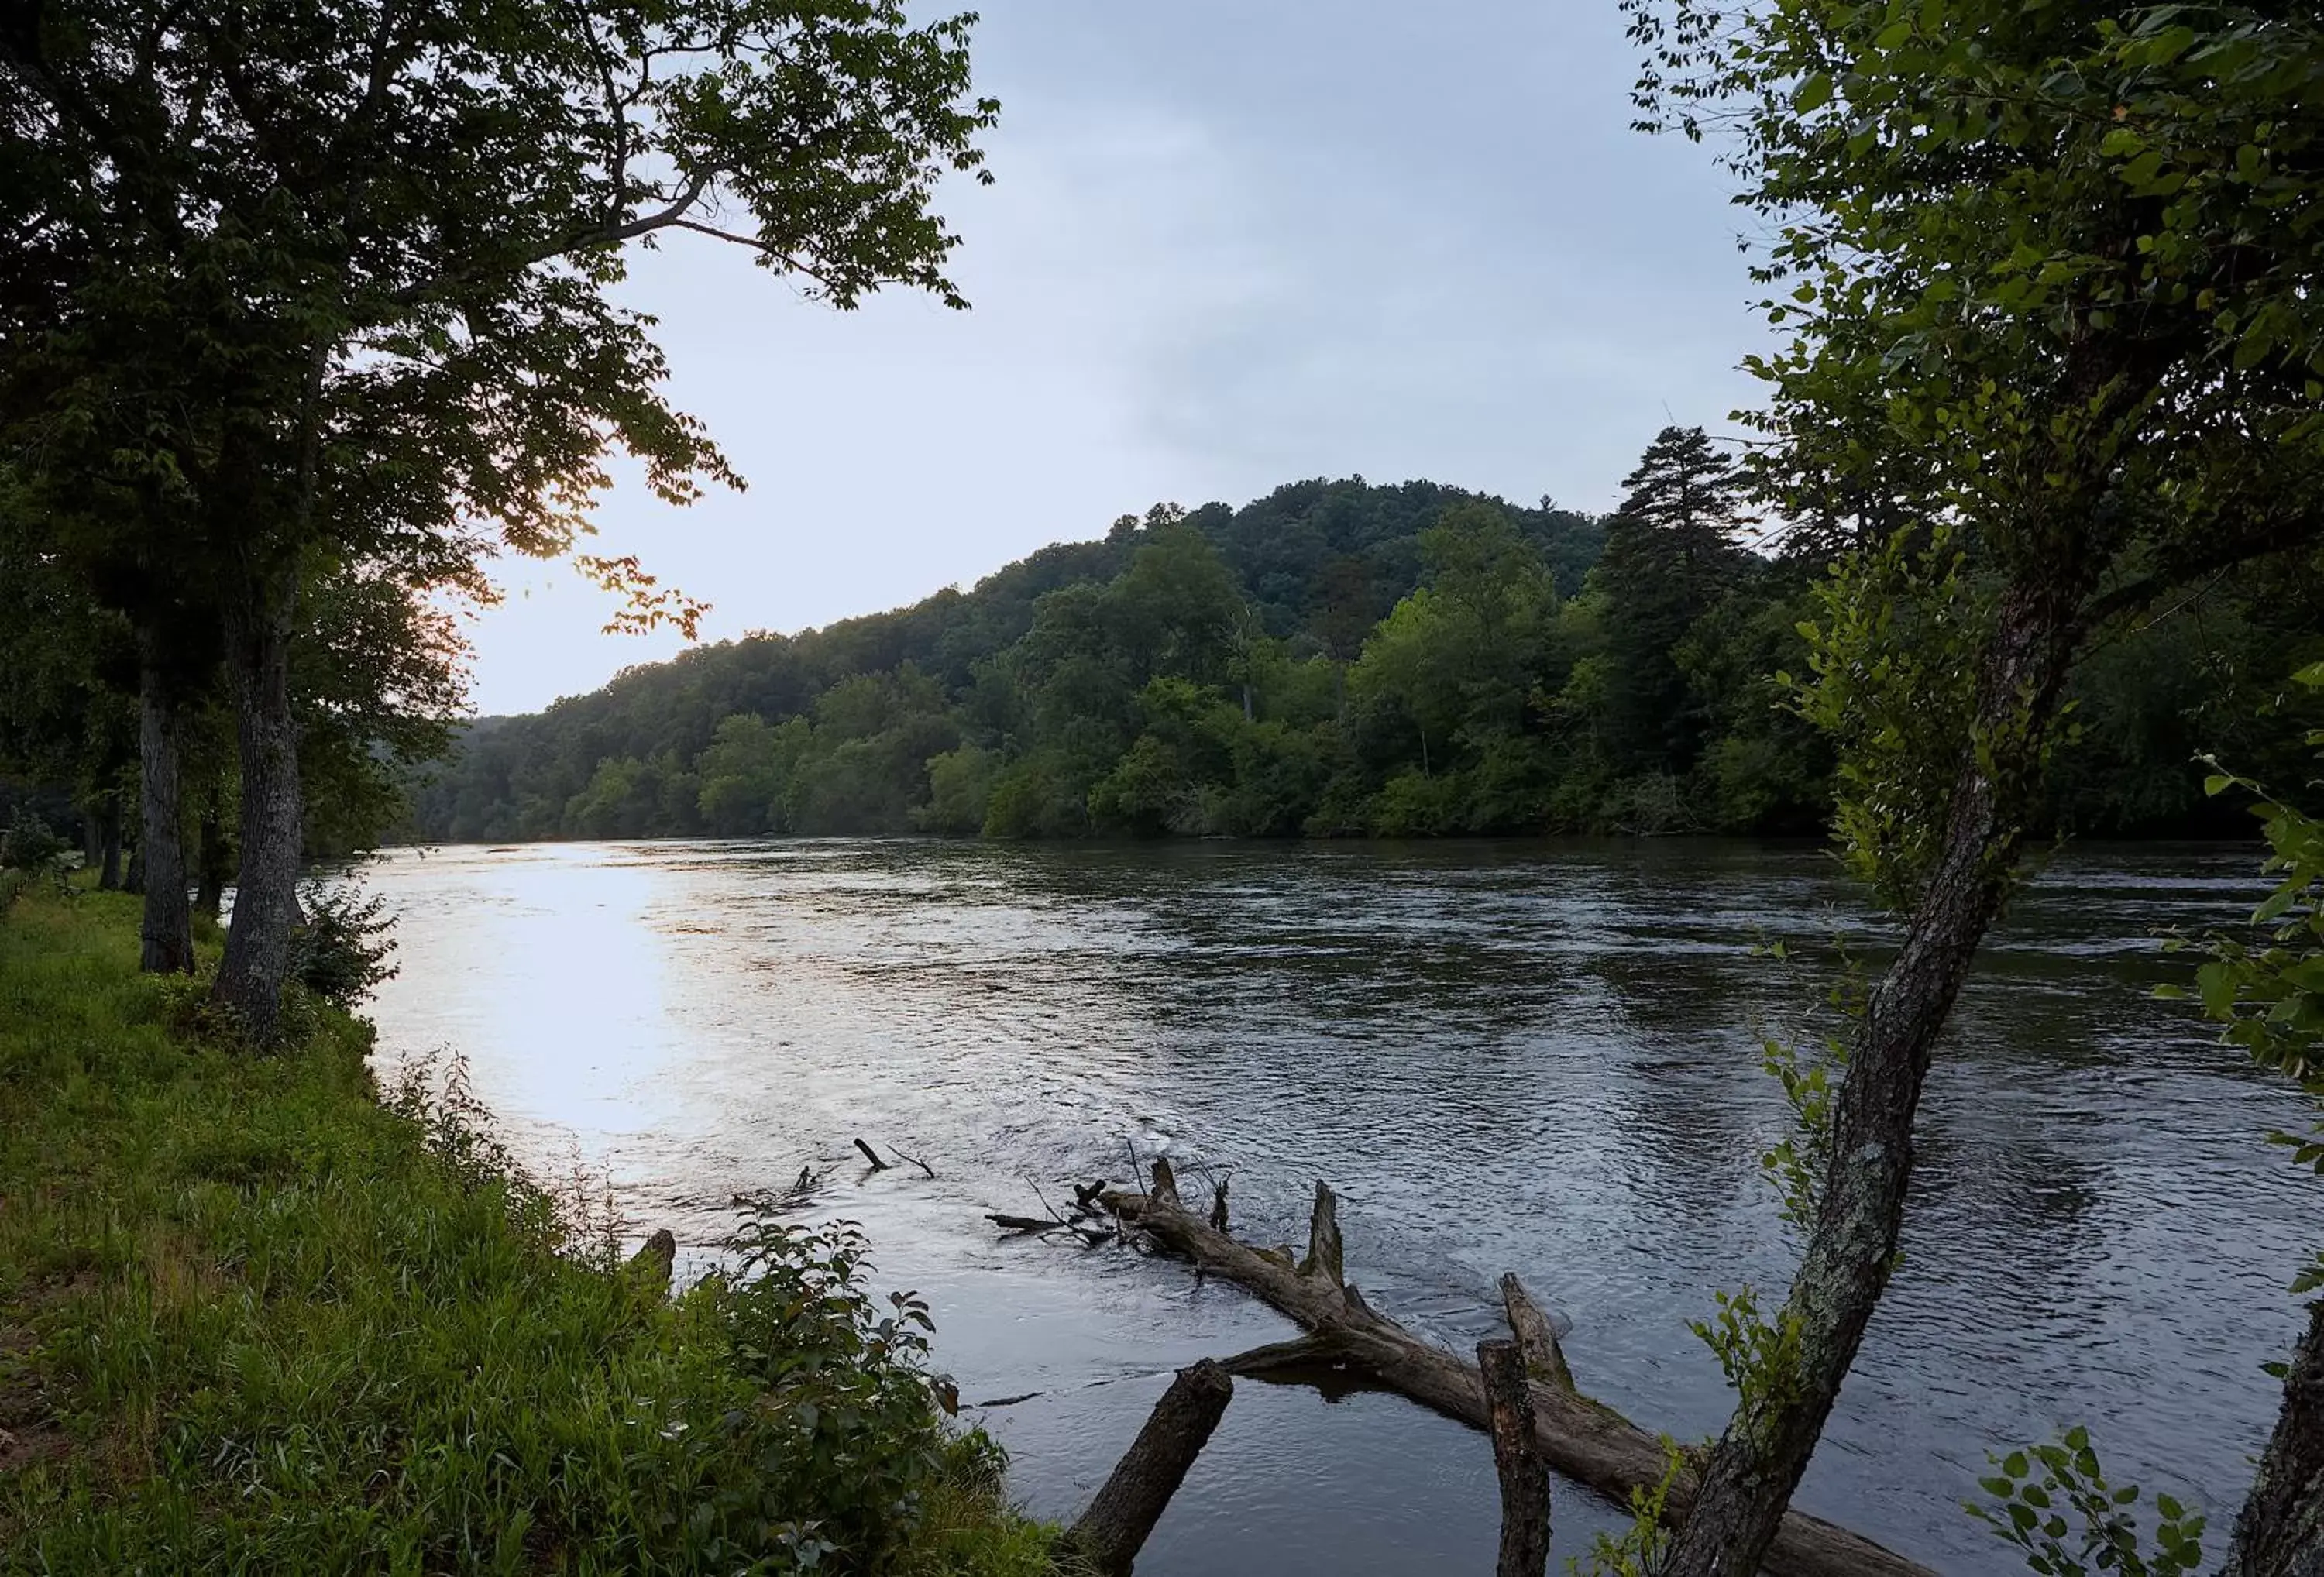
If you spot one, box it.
[409,453,2319,846]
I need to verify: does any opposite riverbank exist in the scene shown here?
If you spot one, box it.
[0,887,1049,1574]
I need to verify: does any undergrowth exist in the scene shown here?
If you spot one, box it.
[0,888,1048,1575]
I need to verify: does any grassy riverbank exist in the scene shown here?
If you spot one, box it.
[0,888,1049,1574]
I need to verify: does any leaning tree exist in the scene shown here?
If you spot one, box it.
[0,0,997,1035]
[1618,3,2324,1572]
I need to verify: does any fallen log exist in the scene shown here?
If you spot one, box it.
[1480,1338,1552,1577]
[1056,1358,1234,1575]
[854,1138,889,1170]
[1097,1171,1935,1577]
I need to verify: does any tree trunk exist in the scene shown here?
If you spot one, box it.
[213,581,302,1041]
[1660,576,2089,1577]
[122,835,143,895]
[1057,1359,1234,1575]
[97,798,122,891]
[194,789,229,919]
[2225,1302,2324,1577]
[1480,1339,1552,1577]
[136,641,194,974]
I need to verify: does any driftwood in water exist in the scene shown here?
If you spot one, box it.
[1098,1171,1936,1577]
[1501,1273,1577,1396]
[1057,1358,1234,1575]
[889,1143,938,1179]
[1480,1338,1552,1577]
[853,1138,889,1170]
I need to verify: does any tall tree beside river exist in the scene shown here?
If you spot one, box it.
[1620,3,2324,1573]
[0,1,999,1036]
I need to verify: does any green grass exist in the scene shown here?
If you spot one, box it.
[0,888,1052,1575]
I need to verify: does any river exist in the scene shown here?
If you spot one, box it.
[362,837,2315,1574]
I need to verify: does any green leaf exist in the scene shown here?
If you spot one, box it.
[2198,962,2237,1022]
[1796,74,1834,112]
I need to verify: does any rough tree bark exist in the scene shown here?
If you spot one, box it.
[194,790,229,919]
[1660,575,2092,1577]
[1501,1273,1576,1395]
[1101,1173,1933,1577]
[1056,1358,1234,1575]
[136,636,193,974]
[213,580,303,1040]
[1480,1338,1552,1577]
[2226,1302,2324,1577]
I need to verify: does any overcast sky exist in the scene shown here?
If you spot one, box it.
[462,2,1773,715]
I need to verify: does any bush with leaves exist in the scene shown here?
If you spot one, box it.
[2164,662,2324,1294]
[1972,1428,2205,1577]
[287,876,399,1008]
[687,1207,999,1571]
[0,809,73,910]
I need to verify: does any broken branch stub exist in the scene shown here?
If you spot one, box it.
[1057,1357,1234,1576]
[1500,1273,1577,1395]
[1480,1339,1552,1577]
[1298,1180,1343,1286]
[1150,1156,1180,1207]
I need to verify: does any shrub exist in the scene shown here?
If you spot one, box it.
[288,875,398,1007]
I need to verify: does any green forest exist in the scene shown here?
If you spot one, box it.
[412,428,2323,847]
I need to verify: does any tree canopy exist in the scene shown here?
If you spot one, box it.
[1,0,999,1032]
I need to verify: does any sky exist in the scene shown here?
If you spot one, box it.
[462,2,1776,716]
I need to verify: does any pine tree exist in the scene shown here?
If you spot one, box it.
[1595,426,1752,774]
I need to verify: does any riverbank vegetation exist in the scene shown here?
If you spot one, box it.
[407,445,2322,847]
[0,0,999,1040]
[0,886,1047,1573]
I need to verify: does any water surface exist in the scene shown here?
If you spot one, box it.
[364,838,2314,1574]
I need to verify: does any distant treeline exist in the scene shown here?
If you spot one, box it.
[410,431,2322,845]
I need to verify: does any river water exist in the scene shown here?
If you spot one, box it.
[362,837,2315,1574]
